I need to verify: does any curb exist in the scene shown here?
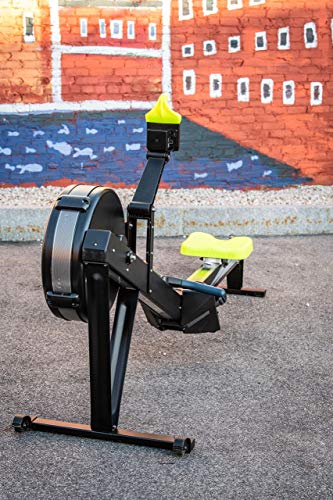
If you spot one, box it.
[0,205,332,241]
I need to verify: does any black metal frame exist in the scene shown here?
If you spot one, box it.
[13,111,265,455]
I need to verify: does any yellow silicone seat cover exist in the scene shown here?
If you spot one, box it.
[181,232,253,260]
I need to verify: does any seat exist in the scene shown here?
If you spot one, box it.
[180,232,253,261]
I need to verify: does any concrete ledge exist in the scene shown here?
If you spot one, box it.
[0,205,332,241]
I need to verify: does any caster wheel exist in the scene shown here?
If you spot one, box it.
[12,414,32,433]
[172,438,195,456]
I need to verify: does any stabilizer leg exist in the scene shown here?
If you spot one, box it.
[13,265,195,455]
[223,260,266,297]
[111,287,138,427]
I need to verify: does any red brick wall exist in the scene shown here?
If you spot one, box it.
[59,6,162,49]
[0,0,52,104]
[62,54,162,101]
[59,5,162,101]
[170,0,333,184]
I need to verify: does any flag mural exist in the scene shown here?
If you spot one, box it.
[0,0,332,188]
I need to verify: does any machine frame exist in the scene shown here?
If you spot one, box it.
[12,98,265,455]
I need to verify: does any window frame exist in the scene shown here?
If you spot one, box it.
[278,27,290,50]
[261,78,274,104]
[304,22,317,49]
[228,35,241,53]
[283,80,295,105]
[237,77,250,102]
[127,21,135,39]
[183,69,196,95]
[203,0,218,16]
[227,0,243,11]
[23,12,35,43]
[203,39,217,56]
[80,18,88,38]
[310,82,323,105]
[210,74,222,98]
[179,0,194,21]
[255,31,267,51]
[110,20,123,39]
[99,19,106,38]
[182,43,195,57]
[148,23,157,41]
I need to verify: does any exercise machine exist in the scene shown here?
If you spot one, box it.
[12,95,266,455]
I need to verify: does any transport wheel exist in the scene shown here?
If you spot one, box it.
[172,438,195,456]
[12,414,32,432]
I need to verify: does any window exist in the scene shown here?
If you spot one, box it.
[249,0,265,5]
[255,32,267,50]
[237,78,250,102]
[203,0,218,15]
[182,44,194,57]
[23,13,35,43]
[283,80,295,105]
[149,23,157,41]
[227,0,243,10]
[210,74,222,98]
[278,27,290,50]
[228,36,241,53]
[304,22,317,48]
[111,20,123,39]
[183,70,196,95]
[179,0,193,20]
[80,18,88,38]
[99,19,106,38]
[311,82,323,105]
[203,40,217,56]
[261,79,273,104]
[127,21,135,39]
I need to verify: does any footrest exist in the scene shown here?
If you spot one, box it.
[181,232,253,260]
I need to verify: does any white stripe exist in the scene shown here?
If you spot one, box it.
[49,0,62,102]
[0,100,156,114]
[59,44,162,57]
[162,0,172,102]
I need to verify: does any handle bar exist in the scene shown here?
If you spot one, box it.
[163,277,227,304]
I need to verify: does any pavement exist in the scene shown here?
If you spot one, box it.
[0,186,332,240]
[0,236,332,499]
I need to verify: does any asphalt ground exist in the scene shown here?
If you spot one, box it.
[0,236,332,500]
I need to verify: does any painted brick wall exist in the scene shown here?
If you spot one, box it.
[59,5,162,100]
[59,6,162,49]
[170,0,333,184]
[62,54,162,101]
[0,0,52,104]
[0,0,332,188]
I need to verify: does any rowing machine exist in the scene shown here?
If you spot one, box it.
[12,95,266,455]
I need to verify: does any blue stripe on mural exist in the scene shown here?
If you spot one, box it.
[0,111,311,188]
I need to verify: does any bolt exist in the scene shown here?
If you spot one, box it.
[127,251,136,264]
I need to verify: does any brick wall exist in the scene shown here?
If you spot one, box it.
[61,54,162,101]
[0,0,52,104]
[170,0,333,184]
[0,0,332,187]
[59,6,162,49]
